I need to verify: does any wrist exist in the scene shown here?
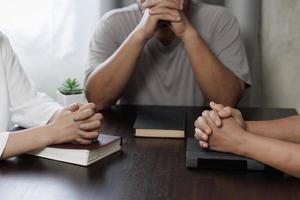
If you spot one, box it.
[181,25,197,41]
[133,27,151,43]
[231,129,249,156]
[44,124,59,146]
[47,109,61,124]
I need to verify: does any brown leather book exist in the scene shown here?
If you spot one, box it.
[28,134,121,166]
[134,109,185,138]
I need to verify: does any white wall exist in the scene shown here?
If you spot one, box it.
[0,0,101,99]
[2,1,300,112]
[262,0,300,112]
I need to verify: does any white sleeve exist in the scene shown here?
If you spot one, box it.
[2,35,62,128]
[0,132,9,158]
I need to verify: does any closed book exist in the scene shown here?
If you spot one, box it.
[134,109,185,138]
[28,134,121,166]
[186,138,265,171]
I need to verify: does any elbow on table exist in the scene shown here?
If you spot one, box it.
[85,90,114,111]
[208,80,246,107]
[208,95,241,108]
[228,81,246,107]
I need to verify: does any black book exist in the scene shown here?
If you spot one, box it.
[134,109,185,138]
[186,138,265,171]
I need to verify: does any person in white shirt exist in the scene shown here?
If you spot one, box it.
[0,32,103,160]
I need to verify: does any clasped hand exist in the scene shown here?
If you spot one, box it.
[138,0,193,39]
[49,103,103,145]
[194,102,247,153]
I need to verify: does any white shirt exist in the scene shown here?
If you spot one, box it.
[0,32,62,157]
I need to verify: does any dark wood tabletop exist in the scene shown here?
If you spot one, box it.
[1,106,300,200]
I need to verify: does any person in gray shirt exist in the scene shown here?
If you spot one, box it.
[85,0,252,110]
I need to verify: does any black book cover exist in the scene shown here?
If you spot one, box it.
[186,138,265,171]
[134,109,185,131]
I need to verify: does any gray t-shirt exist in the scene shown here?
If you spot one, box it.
[86,2,252,106]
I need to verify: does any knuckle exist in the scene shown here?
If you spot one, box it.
[208,111,214,117]
[94,120,101,128]
[88,109,94,114]
[81,132,89,138]
[212,110,218,115]
[194,120,198,127]
[199,117,205,124]
[76,138,83,144]
[80,139,91,145]
[89,103,96,109]
[225,106,232,112]
[92,132,99,138]
[97,113,104,120]
[65,111,73,115]
[202,110,208,116]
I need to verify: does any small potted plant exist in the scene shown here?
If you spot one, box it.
[57,78,86,106]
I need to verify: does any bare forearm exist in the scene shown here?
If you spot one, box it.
[236,132,300,178]
[246,115,300,143]
[86,29,147,110]
[182,29,244,106]
[1,125,54,160]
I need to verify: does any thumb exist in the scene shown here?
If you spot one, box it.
[64,103,80,112]
[210,102,225,112]
[210,102,231,118]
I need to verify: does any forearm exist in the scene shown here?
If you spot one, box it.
[1,125,54,160]
[246,115,300,143]
[86,29,147,110]
[236,131,300,178]
[182,29,244,106]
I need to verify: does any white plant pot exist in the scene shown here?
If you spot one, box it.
[56,90,87,106]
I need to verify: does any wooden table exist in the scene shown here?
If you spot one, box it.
[1,106,300,200]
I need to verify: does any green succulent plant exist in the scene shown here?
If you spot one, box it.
[58,78,84,95]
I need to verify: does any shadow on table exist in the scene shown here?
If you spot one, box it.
[0,149,127,185]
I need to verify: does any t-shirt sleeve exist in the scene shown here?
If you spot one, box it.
[210,9,252,85]
[86,15,119,78]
